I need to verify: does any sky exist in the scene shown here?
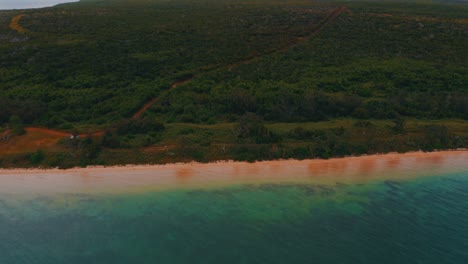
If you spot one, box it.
[0,0,78,10]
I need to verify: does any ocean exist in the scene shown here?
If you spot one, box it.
[0,152,467,263]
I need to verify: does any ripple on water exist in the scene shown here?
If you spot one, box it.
[0,152,467,263]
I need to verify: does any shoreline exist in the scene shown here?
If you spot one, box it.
[1,149,467,173]
[0,149,466,195]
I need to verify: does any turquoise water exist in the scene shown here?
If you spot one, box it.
[1,171,467,263]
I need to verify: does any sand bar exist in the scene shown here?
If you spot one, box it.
[0,150,467,195]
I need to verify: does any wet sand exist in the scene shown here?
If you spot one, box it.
[0,150,467,194]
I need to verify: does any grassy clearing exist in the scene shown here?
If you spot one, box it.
[3,118,466,168]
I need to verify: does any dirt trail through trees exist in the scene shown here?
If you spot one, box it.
[282,6,347,51]
[19,6,347,139]
[9,14,26,33]
[133,6,348,118]
[131,78,192,119]
[25,128,104,138]
[218,6,347,71]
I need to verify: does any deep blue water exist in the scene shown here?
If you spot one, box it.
[0,172,467,263]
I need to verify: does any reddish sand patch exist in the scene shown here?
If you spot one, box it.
[0,128,105,155]
[0,128,64,155]
[25,127,104,138]
[25,127,70,137]
[9,14,26,33]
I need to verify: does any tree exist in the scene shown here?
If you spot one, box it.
[234,113,280,143]
[30,149,45,164]
[102,130,121,148]
[9,115,25,136]
[392,117,406,134]
[423,125,451,150]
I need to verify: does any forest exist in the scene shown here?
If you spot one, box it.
[0,0,467,167]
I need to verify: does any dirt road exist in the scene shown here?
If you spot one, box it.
[18,6,348,140]
[9,14,26,33]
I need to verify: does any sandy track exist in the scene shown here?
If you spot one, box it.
[133,6,348,118]
[18,6,347,141]
[25,127,103,138]
[131,78,192,119]
[9,14,26,33]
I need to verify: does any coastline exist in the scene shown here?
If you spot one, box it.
[0,149,467,194]
[1,148,467,173]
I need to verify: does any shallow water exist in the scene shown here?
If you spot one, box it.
[0,152,467,263]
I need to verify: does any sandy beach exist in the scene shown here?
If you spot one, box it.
[0,150,467,194]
